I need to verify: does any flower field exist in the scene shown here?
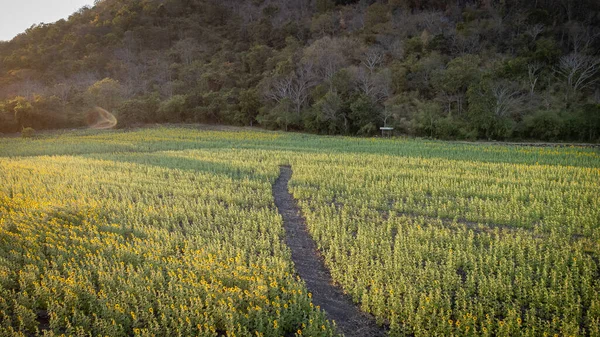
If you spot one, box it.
[1,126,599,336]
[290,154,599,336]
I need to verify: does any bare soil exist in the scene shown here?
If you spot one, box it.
[273,165,386,337]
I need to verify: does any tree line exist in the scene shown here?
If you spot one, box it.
[0,0,599,141]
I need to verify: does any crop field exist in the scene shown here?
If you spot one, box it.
[0,127,599,337]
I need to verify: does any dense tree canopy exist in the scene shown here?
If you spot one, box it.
[1,0,599,141]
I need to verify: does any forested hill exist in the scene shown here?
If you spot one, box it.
[1,0,599,141]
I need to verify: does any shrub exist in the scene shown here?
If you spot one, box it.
[21,127,35,138]
[522,110,563,141]
[157,95,187,123]
[116,94,161,127]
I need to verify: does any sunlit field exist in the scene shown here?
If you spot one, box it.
[1,126,599,337]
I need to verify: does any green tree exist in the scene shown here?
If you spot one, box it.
[257,98,298,131]
[522,110,564,140]
[412,100,441,138]
[432,55,481,115]
[10,97,33,129]
[313,91,348,134]
[316,0,335,13]
[116,93,161,126]
[157,95,187,122]
[365,3,390,32]
[86,78,124,111]
[467,80,522,140]
[310,13,338,38]
[237,89,261,126]
[0,100,19,133]
[349,94,379,135]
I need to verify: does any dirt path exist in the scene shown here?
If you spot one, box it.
[273,165,386,337]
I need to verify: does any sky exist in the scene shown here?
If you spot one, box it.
[0,0,95,41]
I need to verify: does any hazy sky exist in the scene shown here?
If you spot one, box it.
[0,0,95,41]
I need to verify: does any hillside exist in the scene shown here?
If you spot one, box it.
[0,0,599,141]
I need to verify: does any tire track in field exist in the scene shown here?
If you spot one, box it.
[273,165,386,337]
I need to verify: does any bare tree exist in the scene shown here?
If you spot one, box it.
[266,77,293,103]
[353,67,392,103]
[525,24,545,42]
[119,31,138,62]
[527,62,544,96]
[421,11,452,36]
[266,62,316,114]
[51,83,72,105]
[17,79,45,98]
[233,1,260,27]
[566,22,599,54]
[276,0,312,27]
[380,105,396,127]
[303,37,352,85]
[490,82,524,118]
[114,32,148,97]
[555,53,600,93]
[448,32,481,55]
[147,53,174,97]
[174,38,202,66]
[374,35,404,60]
[72,72,99,89]
[341,3,365,32]
[435,90,463,115]
[595,88,600,104]
[392,10,453,39]
[354,67,378,100]
[5,69,45,98]
[289,63,316,114]
[361,47,384,74]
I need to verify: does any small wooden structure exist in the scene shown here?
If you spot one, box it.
[380,126,394,137]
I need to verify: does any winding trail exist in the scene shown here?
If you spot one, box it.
[273,165,386,337]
